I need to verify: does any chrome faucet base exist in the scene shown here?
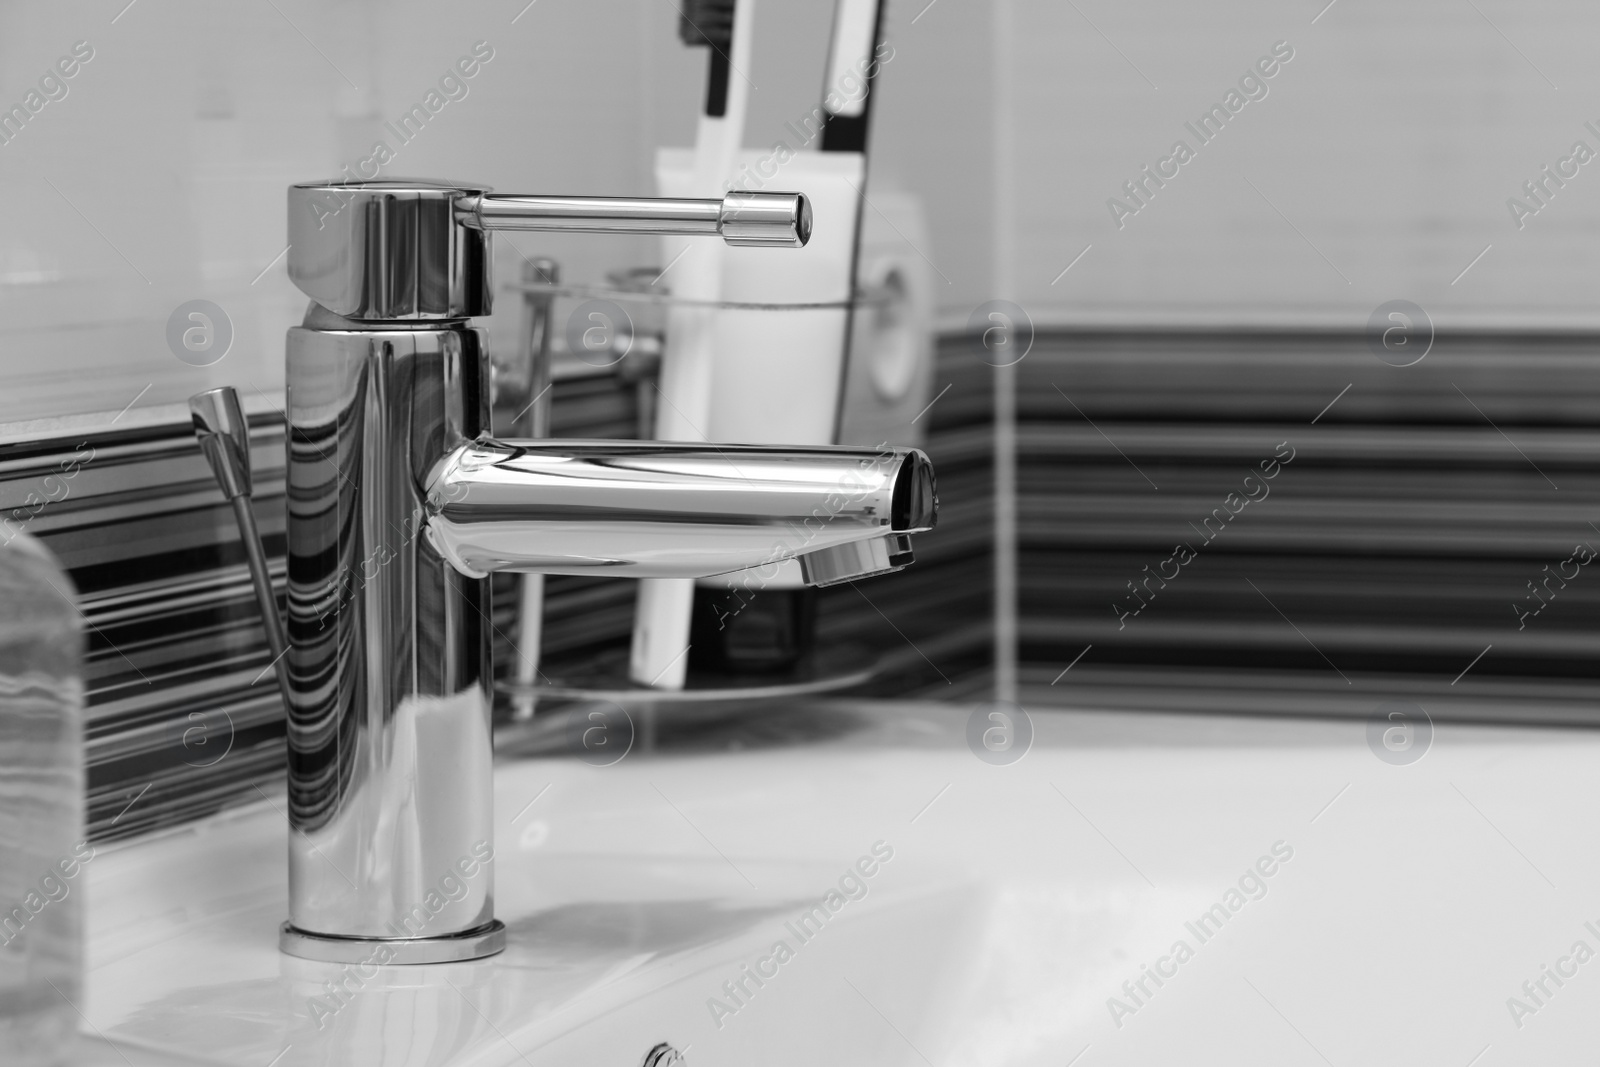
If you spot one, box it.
[279,920,506,965]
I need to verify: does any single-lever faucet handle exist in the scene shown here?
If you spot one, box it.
[288,180,808,321]
[455,191,811,248]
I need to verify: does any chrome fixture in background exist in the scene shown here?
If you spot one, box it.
[275,179,932,964]
[505,257,557,721]
[187,387,290,706]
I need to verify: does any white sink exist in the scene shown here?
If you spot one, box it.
[77,701,1600,1065]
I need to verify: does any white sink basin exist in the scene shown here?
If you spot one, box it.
[77,701,1600,1065]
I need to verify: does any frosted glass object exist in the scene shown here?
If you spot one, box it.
[0,533,86,1066]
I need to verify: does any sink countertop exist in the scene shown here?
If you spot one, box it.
[76,700,1600,1066]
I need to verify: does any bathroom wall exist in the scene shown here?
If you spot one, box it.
[7,0,1599,428]
[883,0,1600,328]
[6,1,1593,715]
[0,1,994,842]
[0,0,846,424]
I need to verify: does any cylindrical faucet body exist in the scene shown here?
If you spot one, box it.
[277,180,928,964]
[284,308,499,959]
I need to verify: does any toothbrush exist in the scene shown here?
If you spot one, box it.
[820,0,889,439]
[819,0,888,155]
[629,0,756,691]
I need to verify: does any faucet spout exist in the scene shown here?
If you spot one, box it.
[422,439,936,581]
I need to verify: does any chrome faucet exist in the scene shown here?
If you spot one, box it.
[275,180,936,964]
